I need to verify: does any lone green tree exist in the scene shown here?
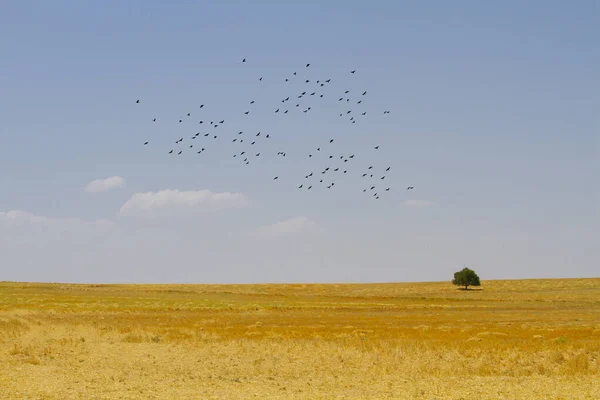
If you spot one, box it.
[452,267,481,290]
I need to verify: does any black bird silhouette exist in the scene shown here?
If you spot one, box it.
[200,104,204,108]
[306,63,310,67]
[298,184,303,189]
[374,146,379,149]
[242,58,246,62]
[407,186,414,190]
[259,77,262,81]
[362,91,367,95]
[179,120,182,123]
[275,109,279,113]
[381,176,385,180]
[385,188,390,191]
[386,167,391,171]
[274,176,279,180]
[351,70,356,74]
[178,151,182,155]
[325,79,331,83]
[357,100,362,104]
[308,186,312,189]
[368,166,373,169]
[345,90,349,94]
[144,142,148,145]
[152,118,156,122]
[245,111,249,115]
[220,120,225,124]
[169,150,173,154]
[329,139,334,143]
[362,173,367,177]
[284,110,289,114]
[187,113,191,116]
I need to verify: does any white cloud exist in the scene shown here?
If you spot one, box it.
[402,199,434,208]
[0,210,112,227]
[118,189,249,217]
[84,176,126,193]
[253,216,318,238]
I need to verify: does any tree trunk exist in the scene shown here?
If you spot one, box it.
[464,285,468,290]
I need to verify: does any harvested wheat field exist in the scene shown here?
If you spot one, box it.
[1,278,599,399]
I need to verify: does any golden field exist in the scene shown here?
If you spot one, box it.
[1,278,599,399]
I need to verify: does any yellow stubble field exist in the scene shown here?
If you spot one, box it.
[1,278,599,399]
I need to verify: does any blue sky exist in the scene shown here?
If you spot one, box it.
[0,1,598,283]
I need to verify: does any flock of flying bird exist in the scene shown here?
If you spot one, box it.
[135,59,414,199]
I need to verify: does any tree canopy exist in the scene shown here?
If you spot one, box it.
[452,268,481,290]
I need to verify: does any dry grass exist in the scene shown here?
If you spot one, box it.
[1,278,599,399]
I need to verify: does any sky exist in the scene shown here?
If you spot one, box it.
[0,1,598,284]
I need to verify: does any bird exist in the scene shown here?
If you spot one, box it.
[187,113,191,116]
[385,188,390,191]
[362,91,367,95]
[169,150,173,154]
[178,151,182,155]
[386,167,391,171]
[275,109,279,113]
[345,90,349,94]
[329,139,334,143]
[152,118,156,122]
[259,77,263,81]
[245,111,249,115]
[351,70,356,74]
[136,100,140,103]
[242,58,246,62]
[308,186,312,190]
[306,63,310,67]
[274,176,279,180]
[199,104,204,108]
[407,186,414,190]
[144,142,148,145]
[374,146,379,150]
[298,184,303,189]
[220,120,225,124]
